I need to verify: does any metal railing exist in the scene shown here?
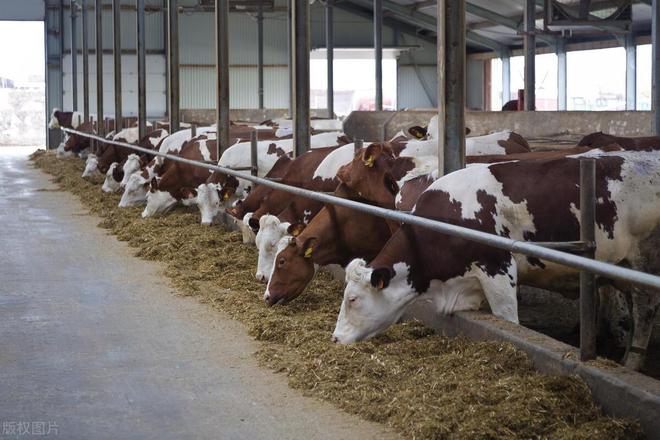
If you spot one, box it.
[61,126,660,361]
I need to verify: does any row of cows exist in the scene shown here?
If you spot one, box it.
[49,108,660,373]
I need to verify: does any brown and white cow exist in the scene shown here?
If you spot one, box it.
[332,151,660,372]
[246,147,344,280]
[118,126,217,208]
[142,133,220,217]
[263,183,393,305]
[578,132,660,151]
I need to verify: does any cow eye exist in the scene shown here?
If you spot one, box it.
[278,258,285,267]
[348,297,357,305]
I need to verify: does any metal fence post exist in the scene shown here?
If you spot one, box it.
[191,123,197,137]
[580,158,597,362]
[354,138,363,153]
[95,0,104,138]
[82,0,90,122]
[70,0,78,112]
[113,0,123,132]
[137,0,147,139]
[250,130,258,176]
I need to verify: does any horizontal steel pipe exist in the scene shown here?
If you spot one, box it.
[60,127,660,292]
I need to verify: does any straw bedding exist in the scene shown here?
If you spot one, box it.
[30,150,643,439]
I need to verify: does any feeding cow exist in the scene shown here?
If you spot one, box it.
[331,151,660,372]
[117,126,216,208]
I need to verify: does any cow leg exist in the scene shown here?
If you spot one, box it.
[623,286,659,371]
[477,261,519,324]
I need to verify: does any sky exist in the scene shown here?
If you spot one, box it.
[0,21,45,83]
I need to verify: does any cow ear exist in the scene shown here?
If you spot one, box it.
[287,223,305,237]
[300,237,317,259]
[150,177,158,193]
[248,216,260,232]
[362,143,383,167]
[408,126,427,139]
[370,268,392,290]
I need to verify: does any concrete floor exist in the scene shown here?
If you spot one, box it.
[0,147,398,440]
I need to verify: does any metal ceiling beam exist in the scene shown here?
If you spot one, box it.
[346,0,508,52]
[466,3,556,46]
[334,1,438,45]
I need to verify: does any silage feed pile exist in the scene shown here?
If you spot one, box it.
[31,150,643,440]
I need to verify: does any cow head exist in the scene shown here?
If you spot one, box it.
[239,212,257,244]
[255,216,305,283]
[120,154,142,187]
[189,183,223,226]
[577,131,617,148]
[336,143,400,209]
[119,173,150,208]
[142,178,177,218]
[332,259,416,344]
[101,163,122,193]
[263,235,317,306]
[81,154,99,178]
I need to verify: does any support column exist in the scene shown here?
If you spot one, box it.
[70,0,78,112]
[95,0,104,136]
[45,0,65,148]
[113,0,123,132]
[287,0,293,117]
[326,0,334,118]
[625,33,637,111]
[654,0,660,134]
[437,0,465,175]
[168,0,180,132]
[374,0,383,111]
[501,51,510,105]
[524,0,536,111]
[216,0,230,155]
[257,5,264,109]
[137,0,147,139]
[557,39,567,111]
[292,0,310,157]
[82,0,90,122]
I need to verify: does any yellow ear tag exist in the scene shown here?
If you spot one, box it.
[223,192,230,201]
[364,156,375,167]
[304,247,313,258]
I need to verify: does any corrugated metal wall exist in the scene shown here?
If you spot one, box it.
[56,0,472,113]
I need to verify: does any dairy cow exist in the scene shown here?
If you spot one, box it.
[332,151,660,372]
[578,132,660,151]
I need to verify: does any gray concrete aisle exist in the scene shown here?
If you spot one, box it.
[0,147,397,440]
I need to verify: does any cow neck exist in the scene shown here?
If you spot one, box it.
[337,184,400,234]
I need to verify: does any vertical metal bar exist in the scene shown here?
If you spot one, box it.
[292,0,310,157]
[287,0,293,117]
[626,33,637,111]
[524,0,536,111]
[354,138,363,153]
[325,0,334,118]
[374,0,383,111]
[168,0,180,133]
[216,0,230,156]
[557,39,567,111]
[501,53,510,105]
[654,0,660,134]
[82,0,90,122]
[250,130,258,176]
[257,5,264,109]
[70,0,78,111]
[437,0,465,175]
[95,0,104,137]
[191,123,197,137]
[113,0,123,132]
[163,0,170,120]
[137,0,147,139]
[579,158,597,362]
